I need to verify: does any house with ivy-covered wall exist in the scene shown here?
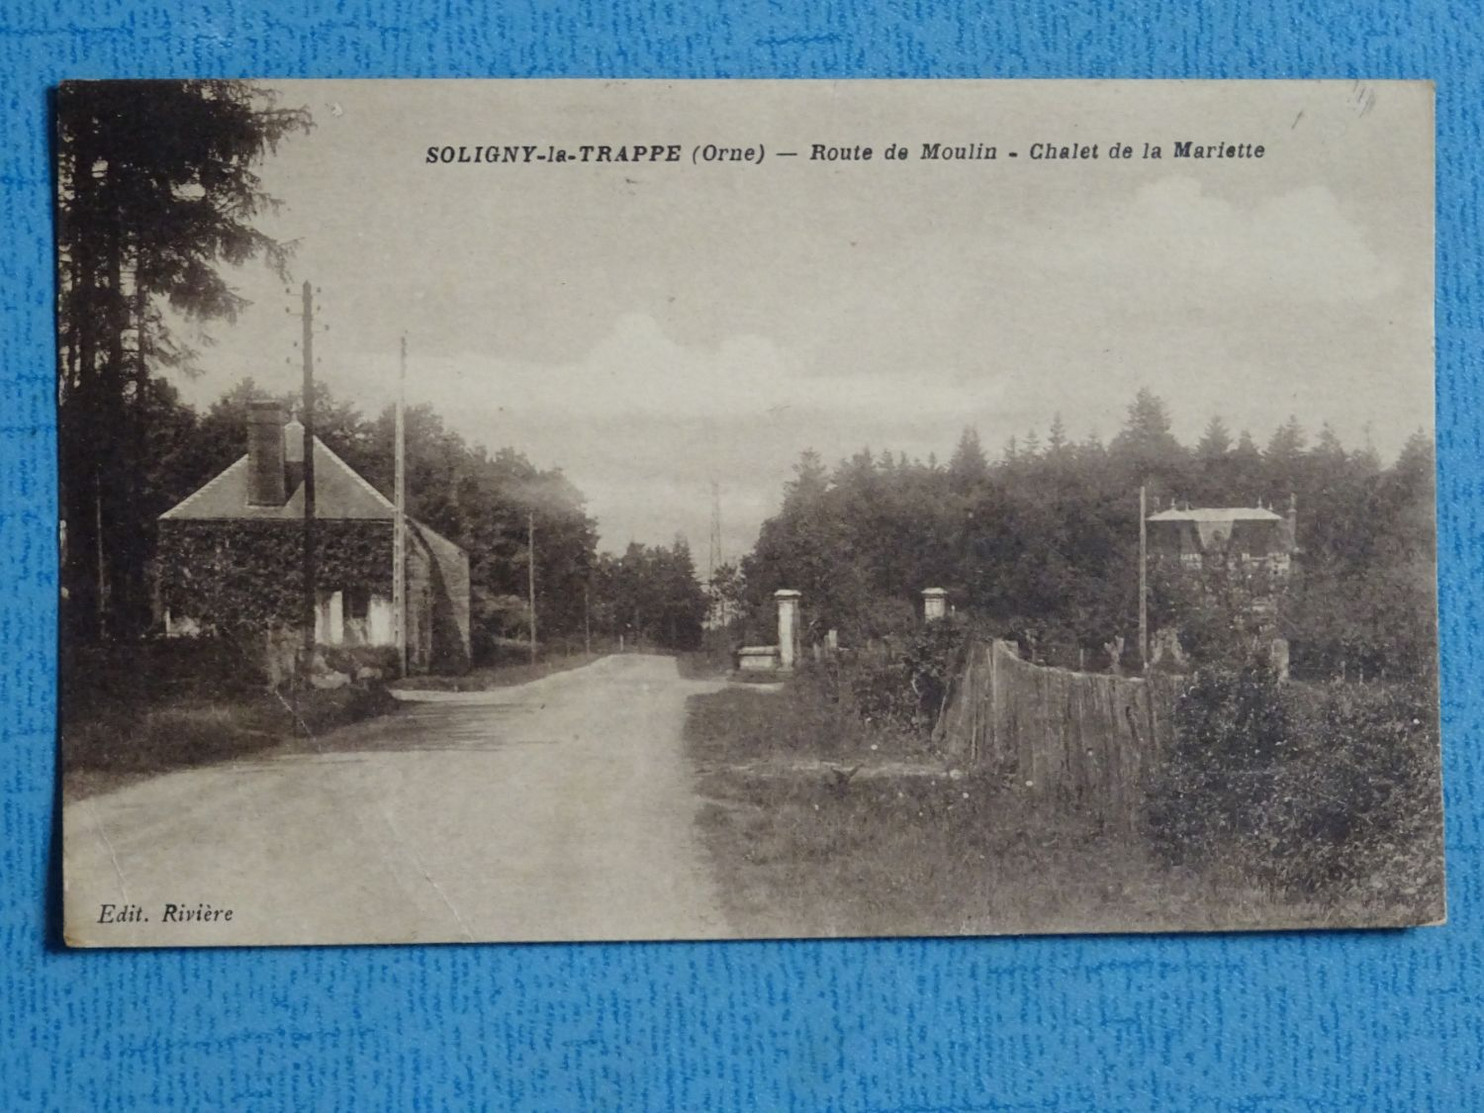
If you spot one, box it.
[155,400,470,674]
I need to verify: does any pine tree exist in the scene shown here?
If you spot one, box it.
[1110,387,1187,494]
[1047,412,1069,457]
[783,449,829,511]
[948,427,990,490]
[1266,415,1307,460]
[1196,415,1233,458]
[56,80,312,638]
[1264,415,1308,497]
[1229,429,1265,503]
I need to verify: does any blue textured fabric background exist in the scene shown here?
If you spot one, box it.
[3,2,1482,1110]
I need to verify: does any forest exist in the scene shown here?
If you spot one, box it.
[722,388,1437,684]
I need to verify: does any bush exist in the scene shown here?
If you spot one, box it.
[1146,666,1443,909]
[1145,665,1289,867]
[62,635,270,719]
[846,616,971,734]
[1266,681,1442,903]
[849,660,921,730]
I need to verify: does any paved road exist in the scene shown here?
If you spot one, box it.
[64,655,731,946]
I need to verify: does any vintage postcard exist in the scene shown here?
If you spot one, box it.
[57,79,1441,946]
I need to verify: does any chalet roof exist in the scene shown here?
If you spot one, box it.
[160,437,394,522]
[1147,506,1283,523]
[1147,505,1292,553]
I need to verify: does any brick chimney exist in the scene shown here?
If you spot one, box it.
[246,400,287,506]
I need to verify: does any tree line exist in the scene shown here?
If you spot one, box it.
[722,388,1436,683]
[77,373,711,659]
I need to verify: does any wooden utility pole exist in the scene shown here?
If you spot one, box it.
[583,581,591,654]
[301,280,318,661]
[528,509,537,665]
[392,334,408,677]
[1138,483,1148,674]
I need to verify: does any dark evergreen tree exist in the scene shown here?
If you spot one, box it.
[1264,415,1308,498]
[1046,413,1070,459]
[56,80,312,639]
[1109,387,1188,497]
[1196,415,1233,459]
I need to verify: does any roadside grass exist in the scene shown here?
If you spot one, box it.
[62,683,398,802]
[408,651,604,692]
[688,686,1172,937]
[64,646,612,799]
[684,675,1418,938]
[61,640,399,802]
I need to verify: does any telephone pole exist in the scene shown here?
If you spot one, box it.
[393,335,407,676]
[528,509,537,665]
[1138,483,1148,674]
[708,480,723,583]
[300,280,318,664]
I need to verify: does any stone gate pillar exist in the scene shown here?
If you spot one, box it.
[922,587,948,622]
[774,589,802,670]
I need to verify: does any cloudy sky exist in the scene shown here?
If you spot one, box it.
[168,80,1433,565]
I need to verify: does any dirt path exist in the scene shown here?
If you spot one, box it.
[63,655,731,946]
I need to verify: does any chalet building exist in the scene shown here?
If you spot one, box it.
[1147,499,1297,623]
[1147,500,1296,574]
[155,400,470,674]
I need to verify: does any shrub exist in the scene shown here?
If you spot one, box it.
[1146,665,1443,910]
[1265,681,1442,904]
[1146,664,1290,868]
[846,616,971,734]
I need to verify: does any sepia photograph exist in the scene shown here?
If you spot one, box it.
[56,79,1442,946]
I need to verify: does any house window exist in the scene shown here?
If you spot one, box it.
[346,587,371,621]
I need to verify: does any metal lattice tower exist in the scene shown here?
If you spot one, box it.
[707,479,723,585]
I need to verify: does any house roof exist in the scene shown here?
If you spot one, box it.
[160,437,395,522]
[1147,507,1283,523]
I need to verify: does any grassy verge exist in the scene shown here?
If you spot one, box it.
[404,651,604,691]
[684,670,1430,937]
[62,684,398,803]
[687,685,1185,937]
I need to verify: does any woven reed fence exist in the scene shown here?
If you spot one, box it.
[936,640,1185,828]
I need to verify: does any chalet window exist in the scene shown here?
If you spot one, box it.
[345,587,371,621]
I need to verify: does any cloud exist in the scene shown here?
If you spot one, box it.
[366,312,998,432]
[317,314,1005,554]
[1033,177,1401,307]
[176,168,1421,559]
